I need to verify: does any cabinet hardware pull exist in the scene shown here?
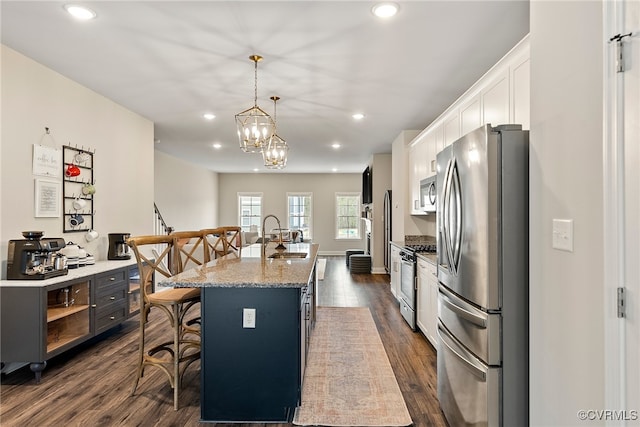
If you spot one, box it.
[91,304,97,308]
[109,296,116,300]
[110,316,115,320]
[109,277,115,281]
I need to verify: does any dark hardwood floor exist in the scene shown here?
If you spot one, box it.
[0,256,448,427]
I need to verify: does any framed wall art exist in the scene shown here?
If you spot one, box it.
[34,178,61,217]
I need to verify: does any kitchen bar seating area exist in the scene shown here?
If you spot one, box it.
[0,255,447,426]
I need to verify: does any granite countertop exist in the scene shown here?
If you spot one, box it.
[0,259,137,288]
[417,252,437,265]
[161,242,319,289]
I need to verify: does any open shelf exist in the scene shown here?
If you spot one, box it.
[47,304,90,323]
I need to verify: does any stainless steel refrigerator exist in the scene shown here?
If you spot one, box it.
[436,124,529,426]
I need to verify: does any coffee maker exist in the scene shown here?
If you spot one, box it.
[108,233,131,260]
[7,232,68,280]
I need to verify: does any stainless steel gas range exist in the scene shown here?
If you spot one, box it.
[399,243,436,331]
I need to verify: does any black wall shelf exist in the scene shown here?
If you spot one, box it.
[62,145,95,233]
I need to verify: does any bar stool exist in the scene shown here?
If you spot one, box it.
[221,226,243,258]
[170,230,208,339]
[170,230,208,271]
[127,235,201,410]
[201,227,232,261]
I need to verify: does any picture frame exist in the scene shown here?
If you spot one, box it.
[34,178,61,217]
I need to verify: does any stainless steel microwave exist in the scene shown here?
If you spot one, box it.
[420,175,437,213]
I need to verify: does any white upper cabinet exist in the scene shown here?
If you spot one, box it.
[443,112,460,147]
[408,134,429,215]
[460,94,482,136]
[511,53,530,130]
[426,35,530,150]
[482,70,510,127]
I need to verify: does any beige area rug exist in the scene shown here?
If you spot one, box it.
[317,258,327,280]
[293,307,412,427]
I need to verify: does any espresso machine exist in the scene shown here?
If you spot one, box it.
[7,232,68,280]
[108,233,131,260]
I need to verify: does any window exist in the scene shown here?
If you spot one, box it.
[335,192,361,239]
[238,193,263,232]
[287,193,312,240]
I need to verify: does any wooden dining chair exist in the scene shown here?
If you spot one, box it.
[127,234,201,410]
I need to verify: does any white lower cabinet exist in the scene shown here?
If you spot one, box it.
[390,244,401,301]
[417,257,438,348]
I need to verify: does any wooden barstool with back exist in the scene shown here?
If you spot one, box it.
[127,234,201,410]
[201,226,243,260]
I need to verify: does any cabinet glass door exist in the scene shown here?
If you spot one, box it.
[46,281,90,353]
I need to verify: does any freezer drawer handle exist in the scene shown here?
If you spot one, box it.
[439,287,487,328]
[437,324,486,381]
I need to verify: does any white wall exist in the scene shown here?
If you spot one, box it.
[530,2,605,425]
[154,150,218,231]
[218,173,363,255]
[370,153,391,273]
[0,45,154,276]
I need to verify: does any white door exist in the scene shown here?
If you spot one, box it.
[604,1,639,422]
[622,0,639,412]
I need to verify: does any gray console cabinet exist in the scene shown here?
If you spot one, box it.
[1,264,134,381]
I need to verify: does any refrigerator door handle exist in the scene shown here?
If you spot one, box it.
[437,323,487,381]
[440,286,487,327]
[450,161,462,274]
[442,159,454,272]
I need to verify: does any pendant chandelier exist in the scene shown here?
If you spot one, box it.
[235,55,275,153]
[263,96,289,169]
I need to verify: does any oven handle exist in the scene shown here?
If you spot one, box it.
[437,322,487,381]
[439,286,487,328]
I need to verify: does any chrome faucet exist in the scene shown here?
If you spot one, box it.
[262,214,287,258]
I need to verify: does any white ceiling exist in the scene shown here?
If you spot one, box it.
[1,1,530,173]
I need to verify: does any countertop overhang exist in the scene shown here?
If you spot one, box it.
[161,242,319,289]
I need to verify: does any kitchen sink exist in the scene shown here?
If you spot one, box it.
[268,252,308,259]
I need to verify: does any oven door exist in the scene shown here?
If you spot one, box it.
[437,322,501,427]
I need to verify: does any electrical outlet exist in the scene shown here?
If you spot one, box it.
[243,308,256,328]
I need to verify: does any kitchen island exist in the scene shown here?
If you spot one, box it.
[161,242,318,423]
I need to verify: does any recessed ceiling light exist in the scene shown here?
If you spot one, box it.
[64,4,97,20]
[212,143,222,149]
[352,113,365,120]
[253,168,259,172]
[332,168,338,172]
[203,113,215,120]
[372,2,399,18]
[332,143,341,149]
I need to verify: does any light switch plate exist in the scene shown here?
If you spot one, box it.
[242,308,256,328]
[552,219,574,252]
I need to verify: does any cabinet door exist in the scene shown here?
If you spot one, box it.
[460,95,481,136]
[416,259,430,335]
[390,245,401,300]
[429,125,444,175]
[511,55,530,129]
[427,264,439,348]
[482,71,510,128]
[46,279,92,356]
[408,144,418,213]
[443,113,460,147]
